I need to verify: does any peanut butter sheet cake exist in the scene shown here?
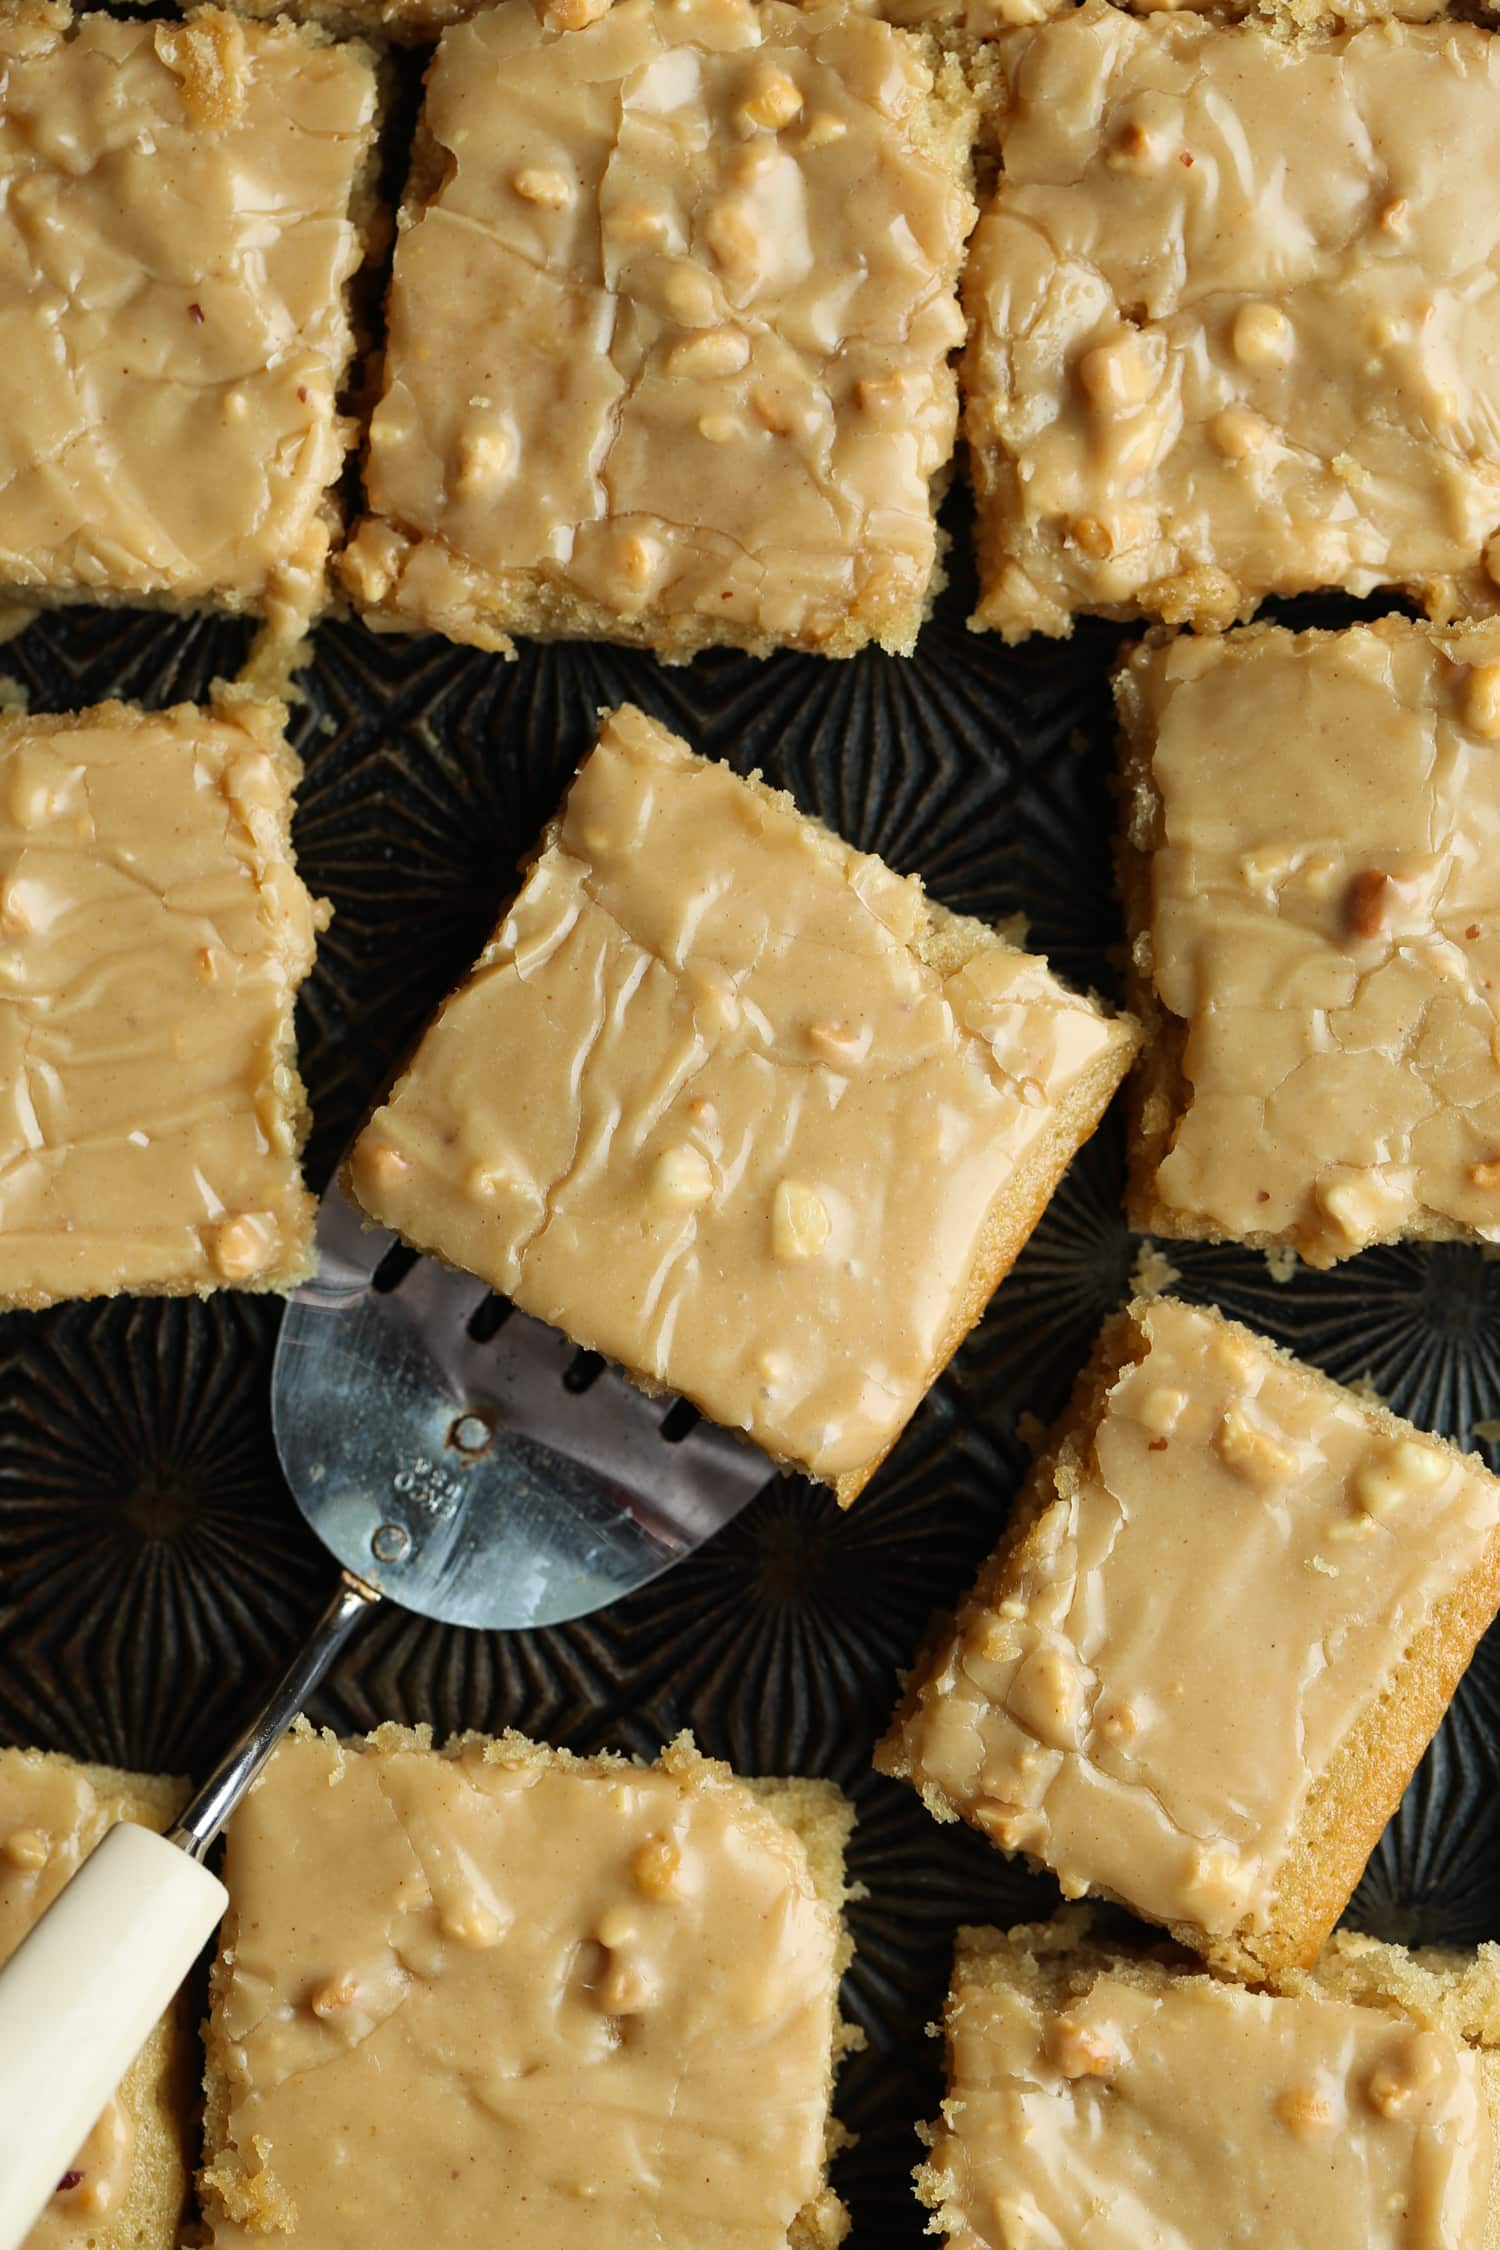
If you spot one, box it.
[1118,616,1500,1264]
[922,1918,1499,2250]
[0,698,324,1306]
[881,1296,1500,1979]
[350,703,1136,1503]
[964,2,1500,638]
[0,4,379,646]
[200,1728,853,2250]
[0,1749,188,2250]
[340,0,976,658]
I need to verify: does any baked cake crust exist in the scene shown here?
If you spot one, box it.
[339,0,976,660]
[200,1723,854,2250]
[879,1296,1500,1981]
[349,702,1136,1501]
[0,3,380,647]
[1117,616,1500,1265]
[0,695,325,1307]
[964,3,1500,639]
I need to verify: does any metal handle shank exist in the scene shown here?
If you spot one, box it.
[170,1571,380,1858]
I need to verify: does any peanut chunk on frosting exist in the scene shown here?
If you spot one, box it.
[350,705,1131,1492]
[929,1940,1493,2250]
[338,0,975,659]
[966,3,1500,639]
[880,1297,1500,1968]
[1121,617,1500,1263]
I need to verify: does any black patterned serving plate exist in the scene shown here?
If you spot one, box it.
[1,502,1497,2244]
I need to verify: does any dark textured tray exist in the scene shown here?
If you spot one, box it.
[1,509,1497,2242]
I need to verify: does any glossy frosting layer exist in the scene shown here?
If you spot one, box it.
[966,3,1500,637]
[340,0,973,656]
[0,701,321,1305]
[352,704,1127,1485]
[0,5,376,630]
[886,1298,1500,1940]
[1123,617,1500,1261]
[203,1733,844,2250]
[931,1942,1492,2250]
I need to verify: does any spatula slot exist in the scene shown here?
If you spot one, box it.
[561,1348,605,1394]
[658,1400,701,1445]
[370,1242,419,1295]
[465,1293,513,1344]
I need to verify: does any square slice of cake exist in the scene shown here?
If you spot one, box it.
[878,1296,1500,1980]
[963,2,1500,640]
[1117,616,1500,1264]
[0,697,325,1306]
[0,1747,190,2250]
[349,703,1136,1502]
[199,1726,854,2250]
[921,1916,1499,2250]
[338,0,976,659]
[0,5,380,645]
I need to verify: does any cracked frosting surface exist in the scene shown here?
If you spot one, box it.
[202,1732,844,2250]
[339,0,973,658]
[931,1945,1493,2250]
[0,700,322,1306]
[350,704,1128,1488]
[1122,618,1500,1264]
[0,5,376,631]
[965,2,1500,639]
[884,1297,1500,1941]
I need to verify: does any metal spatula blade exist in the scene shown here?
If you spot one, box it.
[273,1177,769,1631]
[0,1171,774,2248]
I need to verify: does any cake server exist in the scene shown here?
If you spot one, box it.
[0,1174,769,2246]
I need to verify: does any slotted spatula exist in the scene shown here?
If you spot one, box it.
[0,1175,770,2246]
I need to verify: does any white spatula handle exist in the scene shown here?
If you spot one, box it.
[0,1821,226,2248]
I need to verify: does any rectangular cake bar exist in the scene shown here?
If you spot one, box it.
[879,1295,1500,1979]
[1117,615,1500,1264]
[349,703,1136,1502]
[0,5,379,648]
[963,3,1500,638]
[339,0,976,659]
[200,1726,854,2250]
[922,1916,1499,2250]
[0,697,324,1306]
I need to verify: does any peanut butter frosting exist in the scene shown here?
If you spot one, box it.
[339,0,974,659]
[1121,618,1500,1264]
[0,5,376,636]
[351,704,1131,1493]
[202,1731,847,2250]
[928,1933,1493,2250]
[882,1297,1500,1949]
[0,1751,184,2250]
[965,3,1500,639]
[0,700,324,1306]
